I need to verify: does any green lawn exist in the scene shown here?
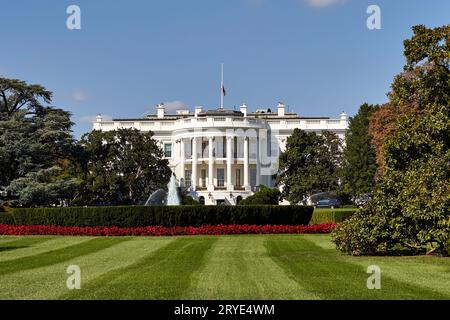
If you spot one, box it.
[0,234,448,300]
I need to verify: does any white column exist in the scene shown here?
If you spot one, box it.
[180,139,185,182]
[244,136,250,191]
[226,136,233,191]
[208,136,214,191]
[255,136,260,187]
[191,137,197,190]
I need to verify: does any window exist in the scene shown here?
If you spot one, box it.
[185,170,192,188]
[201,169,207,188]
[164,143,172,158]
[222,136,226,157]
[217,168,225,187]
[250,168,257,187]
[202,139,208,158]
[235,169,241,187]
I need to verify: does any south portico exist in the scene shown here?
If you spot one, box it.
[174,133,262,205]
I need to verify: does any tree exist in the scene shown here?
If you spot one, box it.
[0,77,52,120]
[341,103,379,198]
[369,24,450,172]
[277,129,343,204]
[333,25,450,256]
[5,166,80,207]
[334,106,449,255]
[0,84,80,207]
[239,185,281,205]
[0,107,76,188]
[79,129,172,205]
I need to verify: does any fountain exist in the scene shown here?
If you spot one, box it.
[166,173,181,206]
[144,173,181,206]
[144,189,167,205]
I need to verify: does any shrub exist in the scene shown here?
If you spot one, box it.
[239,186,281,205]
[181,194,199,205]
[310,209,356,225]
[331,207,391,256]
[0,205,313,228]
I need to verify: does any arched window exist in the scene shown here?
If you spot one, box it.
[199,196,205,205]
[236,196,243,205]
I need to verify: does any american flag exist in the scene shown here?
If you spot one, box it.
[221,84,226,97]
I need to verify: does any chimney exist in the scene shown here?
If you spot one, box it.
[93,114,103,130]
[194,106,203,117]
[340,111,348,124]
[277,102,285,117]
[240,103,248,117]
[157,103,165,118]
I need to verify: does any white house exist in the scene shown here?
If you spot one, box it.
[93,103,348,205]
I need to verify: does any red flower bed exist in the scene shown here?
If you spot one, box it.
[0,223,336,236]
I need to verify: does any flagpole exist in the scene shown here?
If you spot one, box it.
[221,63,224,109]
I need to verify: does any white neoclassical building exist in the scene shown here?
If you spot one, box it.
[93,103,348,205]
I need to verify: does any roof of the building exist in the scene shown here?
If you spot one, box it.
[198,108,244,117]
[110,107,332,121]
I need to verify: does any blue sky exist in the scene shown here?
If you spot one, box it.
[1,0,449,137]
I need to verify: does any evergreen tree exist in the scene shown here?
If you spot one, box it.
[0,77,52,120]
[0,107,79,207]
[342,103,379,199]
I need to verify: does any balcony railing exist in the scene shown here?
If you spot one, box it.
[184,155,259,161]
[184,152,257,160]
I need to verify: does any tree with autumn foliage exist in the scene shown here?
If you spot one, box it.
[333,25,450,256]
[369,25,450,172]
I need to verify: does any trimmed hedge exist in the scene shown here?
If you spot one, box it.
[309,209,357,225]
[0,205,313,227]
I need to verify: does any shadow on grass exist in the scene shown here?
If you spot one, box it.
[0,237,53,253]
[0,246,29,252]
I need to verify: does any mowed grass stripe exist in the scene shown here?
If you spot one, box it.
[0,237,129,276]
[186,236,316,299]
[64,237,217,300]
[0,236,43,245]
[265,235,450,300]
[301,235,450,297]
[0,237,92,262]
[0,237,174,300]
[0,237,53,255]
